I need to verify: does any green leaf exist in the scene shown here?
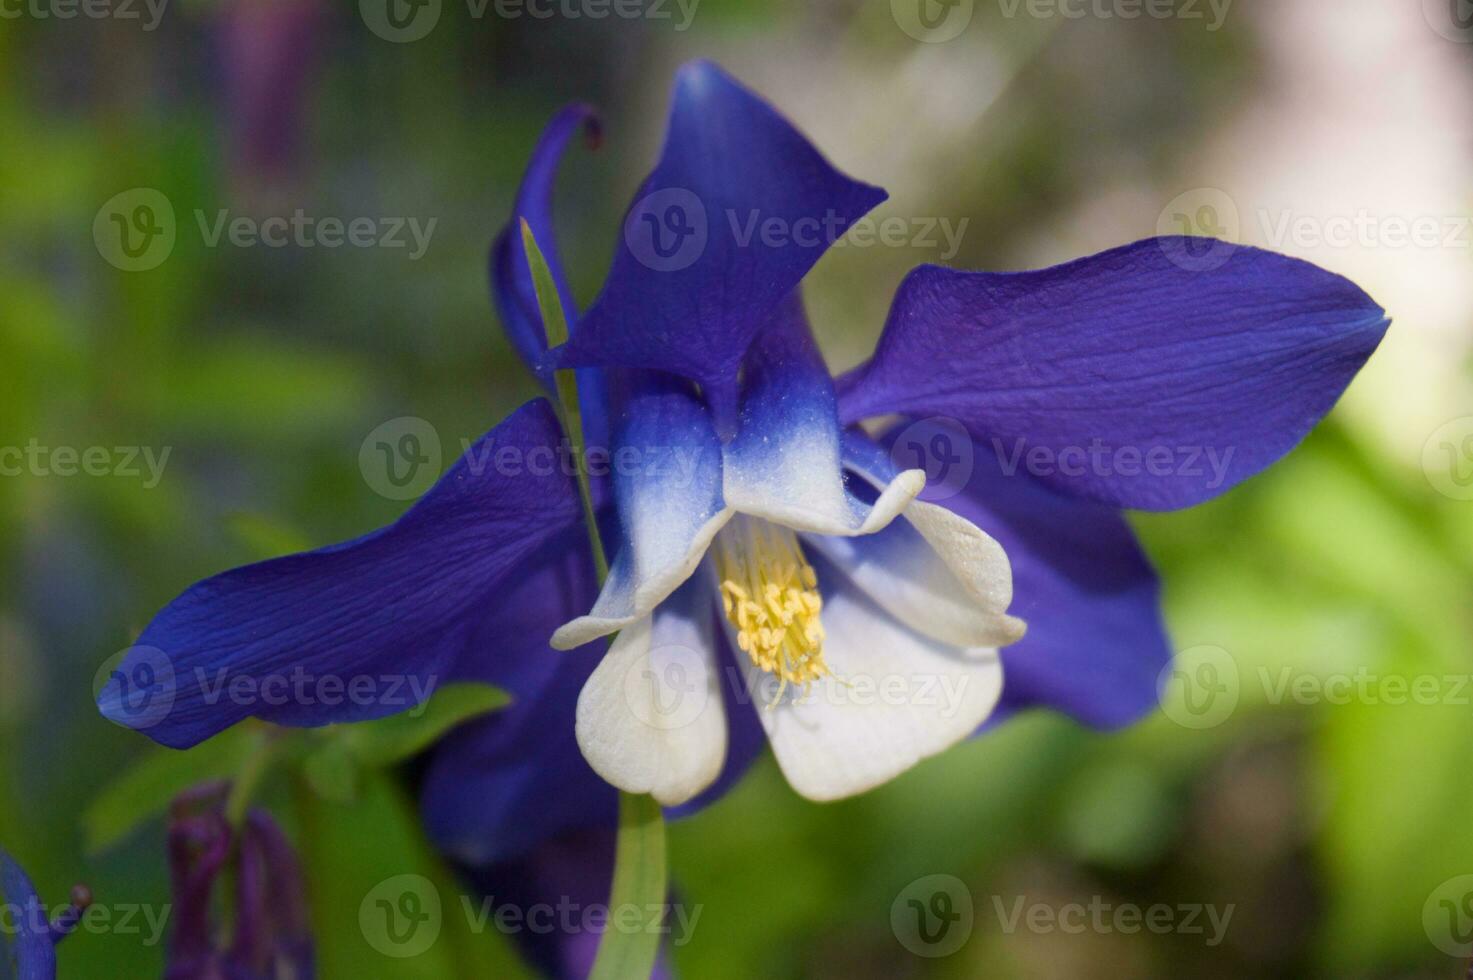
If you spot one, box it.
[329,682,510,766]
[588,792,668,980]
[297,683,509,803]
[295,770,534,979]
[82,725,253,853]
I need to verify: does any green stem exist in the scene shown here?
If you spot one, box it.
[520,221,666,979]
[520,219,608,582]
[589,793,668,980]
[224,723,274,827]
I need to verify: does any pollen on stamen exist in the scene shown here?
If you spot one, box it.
[712,515,829,708]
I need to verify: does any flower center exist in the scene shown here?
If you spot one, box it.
[712,515,829,702]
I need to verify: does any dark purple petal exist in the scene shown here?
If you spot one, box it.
[490,105,600,385]
[165,809,233,977]
[838,239,1390,510]
[98,399,582,749]
[1,847,56,980]
[421,532,617,865]
[229,811,314,979]
[557,60,886,428]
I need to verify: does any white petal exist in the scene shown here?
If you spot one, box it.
[575,583,728,806]
[804,499,1025,649]
[551,508,730,650]
[737,573,1003,801]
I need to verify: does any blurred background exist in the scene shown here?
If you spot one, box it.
[2,0,1472,976]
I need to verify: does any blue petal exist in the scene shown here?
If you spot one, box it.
[1,847,56,980]
[838,239,1390,510]
[421,530,617,865]
[491,106,612,453]
[490,104,599,384]
[97,400,584,749]
[557,60,887,426]
[723,296,923,535]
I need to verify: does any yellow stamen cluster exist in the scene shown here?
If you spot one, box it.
[712,516,828,704]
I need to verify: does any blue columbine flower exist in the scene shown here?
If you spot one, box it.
[98,61,1387,867]
[1,846,87,980]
